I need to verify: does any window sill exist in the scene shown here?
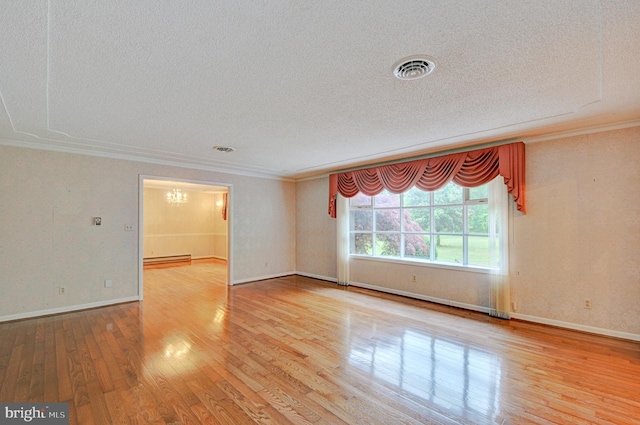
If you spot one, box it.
[349,255,494,274]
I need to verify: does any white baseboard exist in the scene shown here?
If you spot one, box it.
[349,281,492,314]
[510,313,640,342]
[295,272,337,283]
[232,271,296,285]
[0,296,140,323]
[192,255,227,260]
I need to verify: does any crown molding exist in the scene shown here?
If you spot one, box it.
[522,119,640,144]
[0,137,295,182]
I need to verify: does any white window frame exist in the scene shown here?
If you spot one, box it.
[349,182,497,270]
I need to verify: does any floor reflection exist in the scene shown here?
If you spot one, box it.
[141,261,230,378]
[142,332,197,377]
[349,328,501,419]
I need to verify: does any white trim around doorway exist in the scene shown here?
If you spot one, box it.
[138,175,233,300]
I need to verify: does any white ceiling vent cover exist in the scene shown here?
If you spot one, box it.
[393,56,436,80]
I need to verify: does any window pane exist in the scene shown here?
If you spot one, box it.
[468,236,490,267]
[375,209,400,231]
[351,233,372,255]
[350,193,372,207]
[347,179,502,269]
[403,187,430,206]
[376,234,400,257]
[404,208,430,232]
[404,234,430,259]
[468,204,489,234]
[435,235,463,264]
[434,206,463,233]
[468,185,488,200]
[374,190,400,208]
[350,210,372,231]
[434,182,463,205]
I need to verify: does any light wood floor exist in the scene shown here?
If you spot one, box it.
[1,262,639,424]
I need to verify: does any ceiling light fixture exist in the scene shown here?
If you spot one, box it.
[393,55,437,80]
[212,146,236,153]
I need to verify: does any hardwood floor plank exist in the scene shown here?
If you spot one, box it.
[257,369,345,424]
[127,380,171,423]
[27,336,45,401]
[0,343,23,401]
[67,349,91,407]
[85,380,113,425]
[2,263,640,424]
[13,320,36,401]
[256,386,316,425]
[214,379,276,424]
[189,401,223,425]
[54,326,73,402]
[102,389,130,425]
[75,403,96,425]
[148,373,202,424]
[186,375,256,424]
[43,319,59,402]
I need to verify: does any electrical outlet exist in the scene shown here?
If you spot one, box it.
[59,286,65,295]
[124,224,134,231]
[584,299,592,309]
[104,279,113,288]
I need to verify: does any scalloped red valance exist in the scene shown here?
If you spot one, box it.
[328,142,525,217]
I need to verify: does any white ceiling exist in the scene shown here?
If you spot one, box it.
[1,1,639,179]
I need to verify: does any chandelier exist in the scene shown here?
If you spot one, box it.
[166,189,188,206]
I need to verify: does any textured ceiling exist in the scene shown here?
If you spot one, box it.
[1,1,639,179]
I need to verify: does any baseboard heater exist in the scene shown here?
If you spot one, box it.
[143,254,191,265]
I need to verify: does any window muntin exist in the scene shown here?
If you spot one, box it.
[349,182,493,268]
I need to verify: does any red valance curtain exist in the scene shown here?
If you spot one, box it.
[328,142,525,217]
[221,193,228,221]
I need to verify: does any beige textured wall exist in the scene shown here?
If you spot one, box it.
[350,259,491,311]
[143,188,227,259]
[295,177,336,280]
[511,127,640,335]
[0,146,295,319]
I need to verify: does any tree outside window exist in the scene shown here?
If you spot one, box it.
[349,182,491,267]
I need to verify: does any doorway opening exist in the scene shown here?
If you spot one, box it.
[138,176,232,299]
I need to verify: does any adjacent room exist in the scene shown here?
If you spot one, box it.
[1,1,639,424]
[141,178,229,284]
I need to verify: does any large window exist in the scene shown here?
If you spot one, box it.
[349,182,495,268]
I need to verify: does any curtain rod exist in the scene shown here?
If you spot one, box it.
[332,138,520,175]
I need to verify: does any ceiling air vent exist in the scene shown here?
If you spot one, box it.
[393,55,436,80]
[212,146,236,153]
